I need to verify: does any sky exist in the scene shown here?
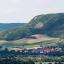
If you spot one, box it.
[0,0,64,23]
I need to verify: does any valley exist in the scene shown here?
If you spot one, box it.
[0,13,64,63]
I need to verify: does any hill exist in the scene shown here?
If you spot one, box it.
[0,13,64,40]
[27,13,64,38]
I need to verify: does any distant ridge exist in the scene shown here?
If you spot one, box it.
[0,23,26,31]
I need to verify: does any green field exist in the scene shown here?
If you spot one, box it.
[0,38,64,49]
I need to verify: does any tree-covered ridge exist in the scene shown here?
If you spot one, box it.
[0,13,64,40]
[28,13,64,37]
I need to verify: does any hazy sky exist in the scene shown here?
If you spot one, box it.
[0,0,64,23]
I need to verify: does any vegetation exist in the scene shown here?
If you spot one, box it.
[0,58,64,64]
[0,47,63,63]
[0,58,35,64]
